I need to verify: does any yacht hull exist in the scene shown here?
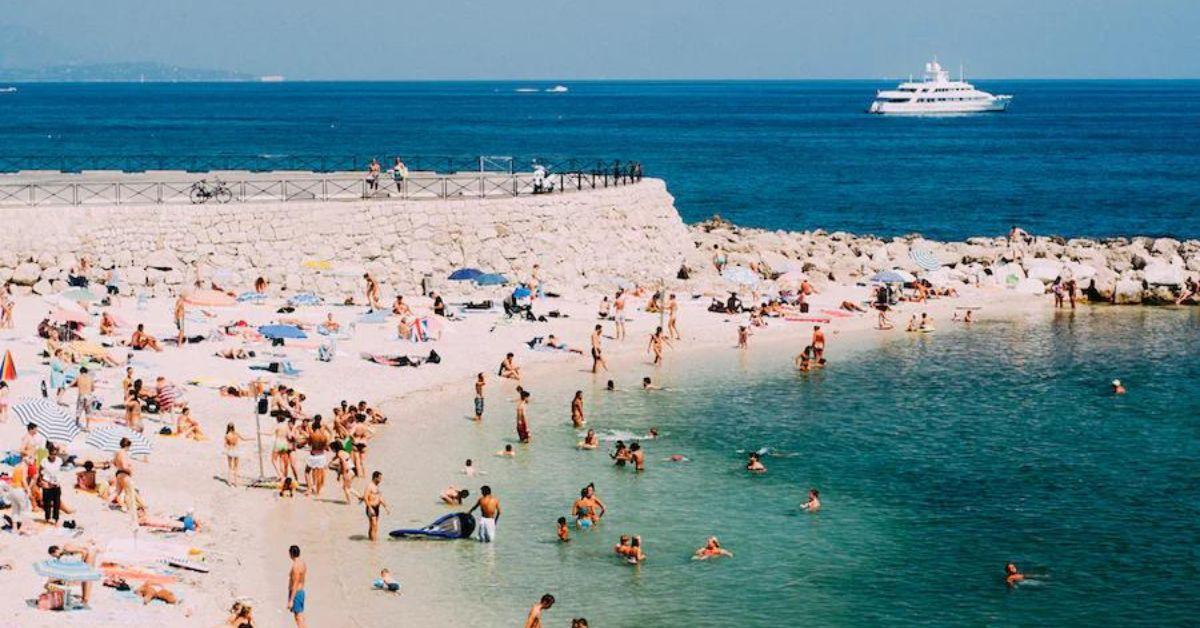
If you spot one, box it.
[868,97,1011,115]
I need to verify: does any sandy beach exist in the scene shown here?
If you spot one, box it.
[0,263,1045,627]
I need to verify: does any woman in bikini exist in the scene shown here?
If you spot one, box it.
[270,416,291,480]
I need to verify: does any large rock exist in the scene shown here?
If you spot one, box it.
[31,279,53,295]
[143,249,182,270]
[11,262,40,286]
[1143,262,1185,286]
[1113,278,1144,305]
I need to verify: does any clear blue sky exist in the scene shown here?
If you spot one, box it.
[1,0,1197,79]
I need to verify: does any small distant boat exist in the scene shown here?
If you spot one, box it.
[0,87,17,94]
[545,85,569,93]
[515,87,539,93]
[868,58,1011,114]
[259,75,285,83]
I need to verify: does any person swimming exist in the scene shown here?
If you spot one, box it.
[801,488,821,512]
[746,452,766,473]
[641,377,661,391]
[1112,379,1126,394]
[693,536,733,560]
[497,444,515,457]
[1005,562,1025,587]
[578,429,599,449]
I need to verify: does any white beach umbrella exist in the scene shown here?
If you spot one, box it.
[13,398,79,445]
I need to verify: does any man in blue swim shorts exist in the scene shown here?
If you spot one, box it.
[287,545,307,627]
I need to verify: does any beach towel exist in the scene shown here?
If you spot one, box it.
[785,317,832,324]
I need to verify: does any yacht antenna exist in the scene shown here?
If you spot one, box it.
[960,64,964,81]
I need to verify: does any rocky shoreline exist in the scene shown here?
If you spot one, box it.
[684,217,1200,305]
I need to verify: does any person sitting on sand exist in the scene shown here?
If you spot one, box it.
[441,486,470,505]
[543,335,583,354]
[175,406,205,441]
[99,312,119,336]
[128,324,163,352]
[746,452,766,473]
[1112,379,1126,394]
[1005,562,1025,587]
[499,353,521,380]
[375,569,400,593]
[801,488,821,512]
[578,429,599,449]
[693,536,733,560]
[320,313,341,334]
[840,300,867,313]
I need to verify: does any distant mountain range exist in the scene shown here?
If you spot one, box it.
[0,62,257,82]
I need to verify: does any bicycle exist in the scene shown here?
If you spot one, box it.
[189,178,234,204]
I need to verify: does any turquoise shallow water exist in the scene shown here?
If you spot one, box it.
[356,307,1200,626]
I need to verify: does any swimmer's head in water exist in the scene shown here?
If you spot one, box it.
[606,380,615,390]
[642,377,651,386]
[504,444,513,452]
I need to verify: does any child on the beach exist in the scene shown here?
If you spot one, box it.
[557,517,570,543]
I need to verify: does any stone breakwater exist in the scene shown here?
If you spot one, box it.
[685,218,1200,305]
[0,178,691,298]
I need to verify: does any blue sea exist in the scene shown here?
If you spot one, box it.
[1,80,1198,239]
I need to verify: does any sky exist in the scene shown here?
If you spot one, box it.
[1,0,1197,79]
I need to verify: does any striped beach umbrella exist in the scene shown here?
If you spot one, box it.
[13,398,78,445]
[86,425,152,457]
[909,248,942,271]
[33,558,102,582]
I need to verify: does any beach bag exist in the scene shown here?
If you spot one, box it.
[427,350,441,364]
[318,344,334,362]
[800,302,810,313]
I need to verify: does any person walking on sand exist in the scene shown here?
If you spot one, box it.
[223,423,250,488]
[516,390,531,443]
[613,289,627,341]
[173,295,186,346]
[287,545,307,627]
[358,471,390,541]
[473,373,486,421]
[363,273,381,311]
[524,594,555,628]
[590,325,608,373]
[647,326,671,365]
[667,293,681,340]
[570,391,585,428]
[469,485,501,542]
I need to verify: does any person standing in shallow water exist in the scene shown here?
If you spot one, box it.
[524,593,555,628]
[473,373,485,421]
[470,485,501,542]
[516,390,531,443]
[570,391,585,428]
[590,325,608,373]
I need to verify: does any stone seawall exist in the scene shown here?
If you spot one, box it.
[0,178,691,298]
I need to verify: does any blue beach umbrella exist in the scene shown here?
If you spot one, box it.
[259,324,307,340]
[870,270,911,284]
[448,268,484,281]
[512,287,532,299]
[34,558,102,582]
[474,273,509,286]
[13,398,79,445]
[288,293,323,307]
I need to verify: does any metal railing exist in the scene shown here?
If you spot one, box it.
[0,154,636,175]
[0,167,645,208]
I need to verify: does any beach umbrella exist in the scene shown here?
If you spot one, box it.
[474,273,508,286]
[909,248,942,272]
[288,293,323,307]
[59,288,102,304]
[258,324,307,340]
[721,266,760,287]
[870,270,911,284]
[33,558,102,582]
[512,287,532,299]
[183,289,236,307]
[86,425,152,456]
[448,268,484,281]
[51,308,90,325]
[13,398,78,445]
[1,350,16,381]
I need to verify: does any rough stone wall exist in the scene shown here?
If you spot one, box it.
[0,179,691,298]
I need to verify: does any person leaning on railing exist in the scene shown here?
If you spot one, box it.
[391,157,408,193]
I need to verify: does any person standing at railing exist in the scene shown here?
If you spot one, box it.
[532,163,548,194]
[390,157,408,195]
[365,158,381,195]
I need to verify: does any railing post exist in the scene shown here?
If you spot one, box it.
[156,182,163,204]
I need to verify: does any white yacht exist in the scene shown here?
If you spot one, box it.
[868,59,1011,114]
